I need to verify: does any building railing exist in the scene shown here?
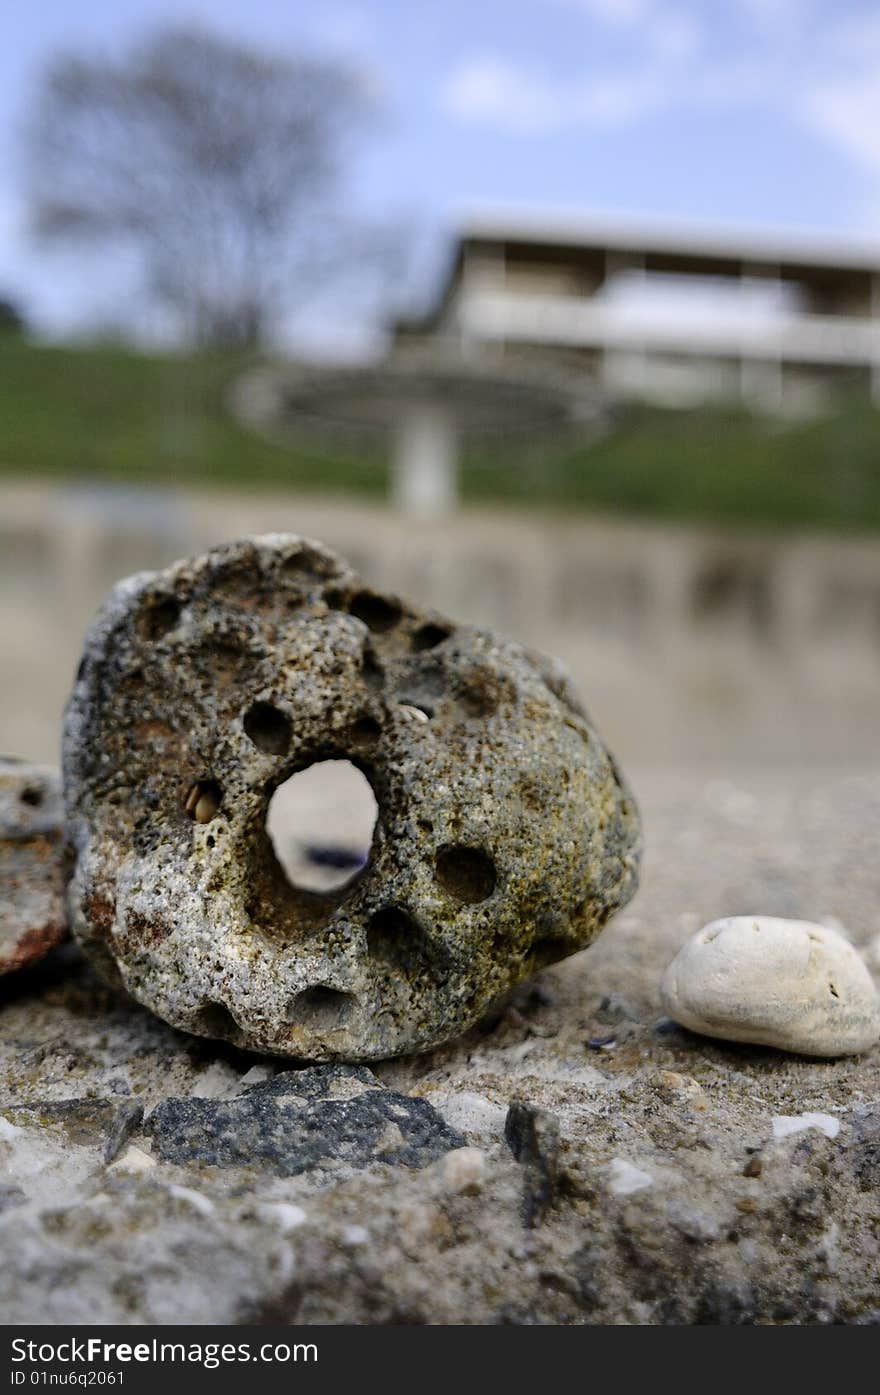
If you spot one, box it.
[455,291,880,366]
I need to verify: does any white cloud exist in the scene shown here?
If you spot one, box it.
[443,57,667,134]
[443,0,705,135]
[805,77,880,172]
[442,0,880,215]
[443,59,561,134]
[798,12,880,176]
[555,0,702,59]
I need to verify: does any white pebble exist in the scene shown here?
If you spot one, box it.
[0,1116,22,1141]
[660,916,880,1057]
[342,1224,370,1247]
[433,1090,507,1140]
[440,1146,487,1195]
[772,1112,840,1140]
[168,1184,215,1216]
[238,1064,275,1089]
[256,1201,308,1233]
[108,1144,156,1173]
[608,1158,653,1195]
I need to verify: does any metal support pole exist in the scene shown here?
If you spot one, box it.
[391,403,459,518]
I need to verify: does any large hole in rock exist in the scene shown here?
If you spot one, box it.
[348,590,402,633]
[243,701,292,755]
[367,906,419,965]
[193,1001,239,1038]
[434,844,497,902]
[137,595,181,641]
[266,760,378,894]
[184,777,222,824]
[287,984,356,1030]
[412,622,453,652]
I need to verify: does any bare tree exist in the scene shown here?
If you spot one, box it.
[23,25,382,348]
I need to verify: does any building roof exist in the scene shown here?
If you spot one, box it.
[394,205,880,337]
[457,204,880,275]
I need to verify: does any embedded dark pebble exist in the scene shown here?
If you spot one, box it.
[505,1099,562,1228]
[147,1065,465,1173]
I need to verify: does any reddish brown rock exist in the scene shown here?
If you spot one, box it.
[0,757,67,974]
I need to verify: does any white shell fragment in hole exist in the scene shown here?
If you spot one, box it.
[660,916,880,1057]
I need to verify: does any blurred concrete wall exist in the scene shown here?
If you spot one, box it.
[2,478,879,770]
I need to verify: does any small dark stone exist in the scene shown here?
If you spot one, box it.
[147,1065,465,1174]
[103,1100,145,1163]
[504,1099,561,1228]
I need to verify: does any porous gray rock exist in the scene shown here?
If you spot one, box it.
[147,1064,464,1173]
[0,757,67,974]
[661,916,880,1057]
[63,534,639,1060]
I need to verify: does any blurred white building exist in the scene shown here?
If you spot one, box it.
[395,209,880,414]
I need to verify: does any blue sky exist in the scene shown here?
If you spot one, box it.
[3,0,880,344]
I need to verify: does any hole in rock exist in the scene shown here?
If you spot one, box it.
[243,701,292,755]
[288,985,355,1029]
[138,595,181,641]
[184,778,222,824]
[266,760,378,894]
[367,906,420,964]
[194,1001,238,1038]
[281,546,336,579]
[19,784,44,807]
[347,715,382,746]
[349,590,402,633]
[367,906,451,976]
[361,649,385,690]
[434,845,497,903]
[323,586,349,610]
[412,622,453,652]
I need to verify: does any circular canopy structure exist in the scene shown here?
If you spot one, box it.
[232,349,605,517]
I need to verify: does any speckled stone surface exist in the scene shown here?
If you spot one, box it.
[0,758,67,975]
[62,534,640,1061]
